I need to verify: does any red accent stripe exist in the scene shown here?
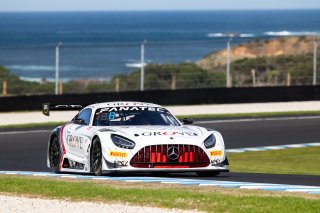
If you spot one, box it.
[154,165,189,168]
[178,145,183,162]
[162,153,167,162]
[162,145,167,162]
[60,126,66,154]
[59,125,66,170]
[184,151,189,163]
[190,151,194,162]
[157,153,161,163]
[130,144,210,168]
[151,145,156,163]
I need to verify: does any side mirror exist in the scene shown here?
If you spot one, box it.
[182,118,193,125]
[73,118,86,125]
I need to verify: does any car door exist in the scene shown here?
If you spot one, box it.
[65,108,92,158]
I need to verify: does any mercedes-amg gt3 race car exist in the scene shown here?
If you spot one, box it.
[43,102,229,176]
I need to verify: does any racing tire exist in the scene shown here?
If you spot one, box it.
[196,171,220,177]
[91,137,103,176]
[50,136,61,173]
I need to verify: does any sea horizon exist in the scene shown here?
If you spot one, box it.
[0,10,319,81]
[1,8,320,13]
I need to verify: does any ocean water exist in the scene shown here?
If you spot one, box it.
[0,10,319,81]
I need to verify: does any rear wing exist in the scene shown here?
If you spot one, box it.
[42,103,83,116]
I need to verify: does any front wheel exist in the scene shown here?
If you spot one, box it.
[50,137,61,173]
[196,171,220,177]
[91,137,103,176]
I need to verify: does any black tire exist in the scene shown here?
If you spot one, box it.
[91,137,103,176]
[50,137,61,173]
[196,171,221,177]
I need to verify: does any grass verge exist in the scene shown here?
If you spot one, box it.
[229,146,320,175]
[0,175,319,213]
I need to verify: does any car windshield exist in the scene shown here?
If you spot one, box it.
[93,107,181,126]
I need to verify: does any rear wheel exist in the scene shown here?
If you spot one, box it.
[91,137,103,176]
[50,137,61,173]
[196,171,220,177]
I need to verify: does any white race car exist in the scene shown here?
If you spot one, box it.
[43,102,229,176]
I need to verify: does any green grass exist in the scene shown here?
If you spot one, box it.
[229,146,320,175]
[0,175,319,213]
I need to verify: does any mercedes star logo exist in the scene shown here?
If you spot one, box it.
[167,146,180,161]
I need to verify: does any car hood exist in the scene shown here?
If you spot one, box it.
[98,125,209,144]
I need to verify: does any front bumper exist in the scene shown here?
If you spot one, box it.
[102,145,229,173]
[101,165,229,174]
[102,139,228,173]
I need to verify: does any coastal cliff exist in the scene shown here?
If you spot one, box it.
[197,36,315,71]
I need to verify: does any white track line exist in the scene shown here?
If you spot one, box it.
[60,175,77,179]
[1,171,320,195]
[227,142,320,153]
[33,174,48,177]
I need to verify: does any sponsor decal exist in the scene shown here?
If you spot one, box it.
[69,160,85,170]
[103,102,152,106]
[210,150,222,157]
[109,151,128,158]
[100,107,165,112]
[113,161,129,167]
[142,132,198,136]
[66,135,84,150]
[211,159,221,165]
[109,112,116,120]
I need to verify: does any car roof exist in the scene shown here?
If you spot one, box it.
[87,101,163,109]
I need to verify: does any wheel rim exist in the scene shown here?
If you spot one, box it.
[50,139,60,169]
[92,141,102,172]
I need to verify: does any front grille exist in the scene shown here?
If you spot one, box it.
[130,144,210,168]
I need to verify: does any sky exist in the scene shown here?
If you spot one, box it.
[1,0,320,12]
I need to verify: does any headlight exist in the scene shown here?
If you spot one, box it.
[111,134,135,149]
[204,134,216,149]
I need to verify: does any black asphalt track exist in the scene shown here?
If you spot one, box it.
[0,117,319,186]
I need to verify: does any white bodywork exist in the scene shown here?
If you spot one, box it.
[47,102,228,174]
